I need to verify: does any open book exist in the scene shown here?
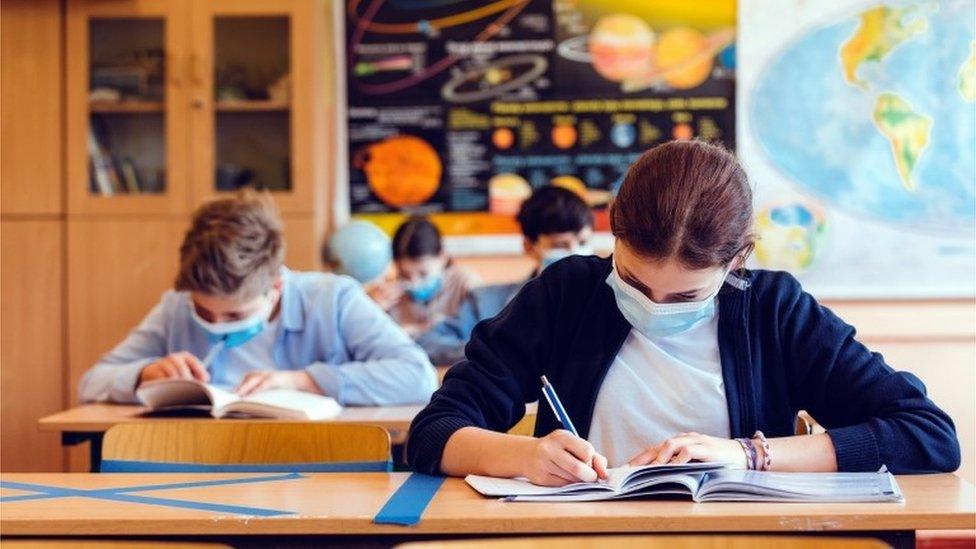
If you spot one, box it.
[466,463,903,503]
[136,379,342,420]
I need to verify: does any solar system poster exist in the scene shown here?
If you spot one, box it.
[341,0,737,244]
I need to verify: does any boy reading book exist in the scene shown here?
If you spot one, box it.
[78,190,438,406]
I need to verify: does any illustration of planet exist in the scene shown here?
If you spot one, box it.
[488,173,532,216]
[441,54,548,103]
[655,27,712,89]
[551,123,577,149]
[754,201,828,272]
[492,127,515,150]
[357,135,442,208]
[588,14,656,82]
[672,123,694,140]
[610,122,636,148]
[558,16,735,93]
[551,175,613,208]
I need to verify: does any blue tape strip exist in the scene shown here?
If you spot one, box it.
[100,459,392,473]
[373,473,445,526]
[0,473,303,516]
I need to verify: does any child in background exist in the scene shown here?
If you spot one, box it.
[371,216,480,339]
[417,186,594,364]
[78,191,437,406]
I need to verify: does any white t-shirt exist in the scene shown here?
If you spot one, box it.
[587,313,731,467]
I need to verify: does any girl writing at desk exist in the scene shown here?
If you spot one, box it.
[407,140,960,485]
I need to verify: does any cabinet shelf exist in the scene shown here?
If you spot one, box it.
[215,99,289,112]
[89,101,165,114]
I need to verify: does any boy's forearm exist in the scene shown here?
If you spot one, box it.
[440,426,533,478]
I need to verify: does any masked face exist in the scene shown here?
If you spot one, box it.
[606,242,731,338]
[190,288,279,348]
[527,227,594,271]
[397,255,447,304]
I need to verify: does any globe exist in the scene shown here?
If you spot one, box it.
[749,2,976,237]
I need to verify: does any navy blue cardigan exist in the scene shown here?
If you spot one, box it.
[407,255,960,475]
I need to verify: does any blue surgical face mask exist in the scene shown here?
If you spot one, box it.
[540,244,594,270]
[190,294,275,348]
[606,259,728,338]
[405,274,443,304]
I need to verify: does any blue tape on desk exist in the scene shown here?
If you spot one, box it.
[373,473,445,526]
[100,459,392,473]
[0,473,303,516]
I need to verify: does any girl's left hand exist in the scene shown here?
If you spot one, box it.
[627,432,748,468]
[235,371,322,397]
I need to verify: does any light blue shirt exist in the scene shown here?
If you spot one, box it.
[77,268,438,406]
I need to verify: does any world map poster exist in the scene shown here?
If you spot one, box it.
[739,0,976,297]
[339,0,736,247]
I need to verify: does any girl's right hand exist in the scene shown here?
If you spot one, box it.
[520,429,609,486]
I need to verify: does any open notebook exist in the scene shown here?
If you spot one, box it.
[136,379,342,420]
[466,463,904,503]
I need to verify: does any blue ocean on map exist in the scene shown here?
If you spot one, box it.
[749,1,976,236]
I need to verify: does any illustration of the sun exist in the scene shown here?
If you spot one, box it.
[359,135,442,207]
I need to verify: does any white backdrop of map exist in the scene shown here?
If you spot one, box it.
[738,0,976,298]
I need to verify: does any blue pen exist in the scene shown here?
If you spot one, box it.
[540,375,578,437]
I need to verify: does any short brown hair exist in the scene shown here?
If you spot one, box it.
[610,140,754,269]
[175,190,284,299]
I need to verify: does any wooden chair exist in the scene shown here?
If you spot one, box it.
[398,535,890,549]
[100,421,391,472]
[507,413,537,437]
[795,410,826,435]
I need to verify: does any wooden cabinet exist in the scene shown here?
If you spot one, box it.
[66,0,191,216]
[1,221,65,472]
[65,0,323,216]
[1,0,64,216]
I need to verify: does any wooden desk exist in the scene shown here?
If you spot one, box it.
[38,401,539,471]
[1,473,973,546]
[38,404,421,470]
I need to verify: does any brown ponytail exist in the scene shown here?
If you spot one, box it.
[610,140,755,269]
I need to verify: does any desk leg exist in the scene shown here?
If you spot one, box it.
[60,432,104,472]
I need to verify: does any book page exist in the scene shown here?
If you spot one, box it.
[698,470,904,502]
[464,475,613,497]
[203,384,242,414]
[222,389,341,420]
[136,379,213,409]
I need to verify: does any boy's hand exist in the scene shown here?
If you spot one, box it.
[519,429,609,487]
[365,280,403,311]
[138,352,210,386]
[235,370,322,397]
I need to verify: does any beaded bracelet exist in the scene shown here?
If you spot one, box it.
[735,437,756,470]
[752,430,772,471]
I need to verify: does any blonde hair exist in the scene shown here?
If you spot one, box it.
[174,190,284,299]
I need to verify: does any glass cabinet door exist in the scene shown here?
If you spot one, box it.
[191,0,315,214]
[66,0,190,215]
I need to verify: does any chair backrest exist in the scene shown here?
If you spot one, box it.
[101,421,391,473]
[507,413,537,437]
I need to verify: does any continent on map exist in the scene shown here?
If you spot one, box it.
[840,4,928,90]
[959,42,976,102]
[872,92,933,192]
